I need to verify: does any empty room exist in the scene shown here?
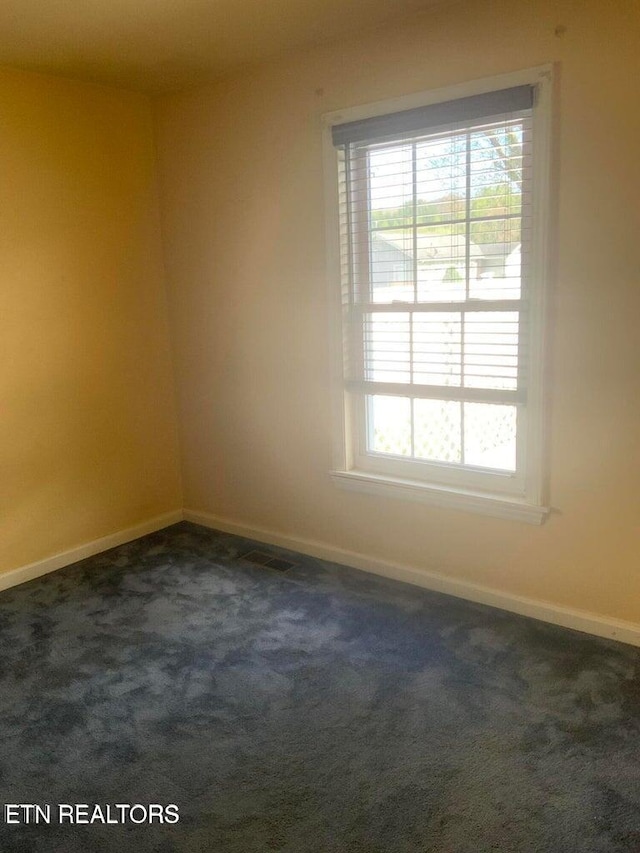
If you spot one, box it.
[1,0,639,850]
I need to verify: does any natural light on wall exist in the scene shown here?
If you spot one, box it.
[324,68,552,523]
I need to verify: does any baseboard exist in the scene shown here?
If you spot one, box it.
[184,508,640,648]
[6,506,639,648]
[0,510,184,594]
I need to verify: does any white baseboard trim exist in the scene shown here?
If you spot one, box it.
[0,510,184,594]
[184,508,640,648]
[5,506,639,649]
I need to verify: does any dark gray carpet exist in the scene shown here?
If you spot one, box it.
[1,521,639,852]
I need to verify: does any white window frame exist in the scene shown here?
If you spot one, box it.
[323,67,553,524]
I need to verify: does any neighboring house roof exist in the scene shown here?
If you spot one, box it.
[478,242,520,259]
[374,231,521,265]
[373,230,484,263]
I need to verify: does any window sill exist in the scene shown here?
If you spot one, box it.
[330,469,549,525]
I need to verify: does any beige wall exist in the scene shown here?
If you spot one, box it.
[156,0,640,624]
[0,66,182,575]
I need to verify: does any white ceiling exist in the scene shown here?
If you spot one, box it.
[0,0,454,93]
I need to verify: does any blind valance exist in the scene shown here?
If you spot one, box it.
[331,85,534,148]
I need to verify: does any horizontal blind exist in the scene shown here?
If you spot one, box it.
[335,94,534,470]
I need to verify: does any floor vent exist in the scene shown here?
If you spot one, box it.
[241,550,297,573]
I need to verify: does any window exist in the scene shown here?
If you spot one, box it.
[324,69,552,523]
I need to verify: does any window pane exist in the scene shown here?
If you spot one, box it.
[416,224,467,302]
[364,312,410,383]
[469,124,524,205]
[463,403,516,471]
[413,312,462,386]
[468,122,523,300]
[368,144,413,228]
[468,218,522,300]
[463,312,519,391]
[370,229,413,302]
[416,134,467,225]
[414,399,461,463]
[368,395,411,456]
